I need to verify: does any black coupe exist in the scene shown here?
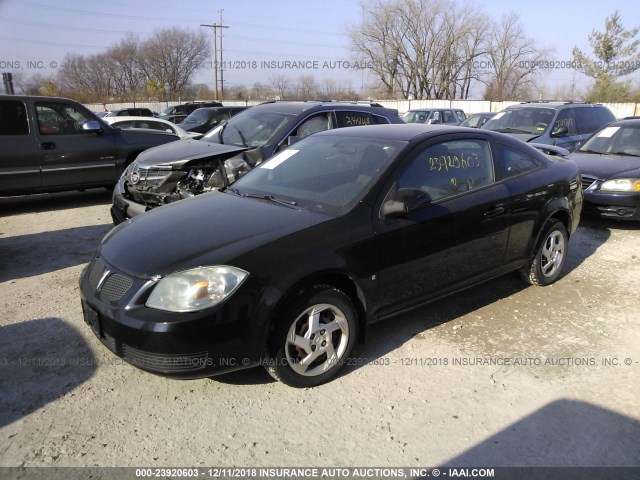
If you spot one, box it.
[80,124,582,387]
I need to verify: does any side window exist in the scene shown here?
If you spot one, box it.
[372,114,391,124]
[335,110,373,128]
[496,144,542,180]
[455,111,466,123]
[296,113,331,139]
[0,100,29,135]
[430,111,441,124]
[114,120,136,129]
[443,111,456,124]
[553,108,578,135]
[397,139,495,202]
[36,102,93,135]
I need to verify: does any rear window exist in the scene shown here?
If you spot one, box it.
[0,100,29,135]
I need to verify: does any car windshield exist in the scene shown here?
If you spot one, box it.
[202,109,295,148]
[402,111,430,123]
[579,125,640,156]
[182,109,211,124]
[483,107,555,135]
[228,135,405,216]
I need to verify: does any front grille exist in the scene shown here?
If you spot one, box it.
[581,175,598,191]
[132,167,172,188]
[87,257,105,290]
[121,345,209,373]
[100,274,133,302]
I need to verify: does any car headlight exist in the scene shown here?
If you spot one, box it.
[600,178,640,192]
[146,266,249,312]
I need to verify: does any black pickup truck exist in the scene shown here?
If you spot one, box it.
[0,95,179,196]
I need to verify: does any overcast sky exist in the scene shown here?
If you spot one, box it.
[1,0,639,99]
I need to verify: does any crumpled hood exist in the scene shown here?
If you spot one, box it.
[134,138,248,168]
[569,152,640,179]
[100,191,330,277]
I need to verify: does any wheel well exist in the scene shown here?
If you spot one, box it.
[268,273,368,345]
[548,210,571,237]
[125,151,142,167]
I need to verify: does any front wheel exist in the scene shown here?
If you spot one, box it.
[264,287,358,388]
[521,221,568,286]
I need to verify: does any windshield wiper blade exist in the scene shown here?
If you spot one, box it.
[243,192,298,208]
[609,151,640,157]
[496,128,533,134]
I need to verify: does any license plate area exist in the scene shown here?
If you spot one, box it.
[82,301,102,338]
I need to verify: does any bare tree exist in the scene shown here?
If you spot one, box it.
[482,12,550,101]
[349,0,489,100]
[108,34,144,98]
[295,75,318,99]
[269,74,290,99]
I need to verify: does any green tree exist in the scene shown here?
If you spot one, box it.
[572,11,640,102]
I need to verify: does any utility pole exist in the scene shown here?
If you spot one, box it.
[200,14,228,100]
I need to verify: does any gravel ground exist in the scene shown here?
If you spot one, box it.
[0,189,638,471]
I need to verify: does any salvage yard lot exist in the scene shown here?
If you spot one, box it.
[0,189,639,468]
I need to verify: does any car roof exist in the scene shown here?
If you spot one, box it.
[310,123,483,141]
[508,102,603,110]
[251,100,396,114]
[104,116,174,124]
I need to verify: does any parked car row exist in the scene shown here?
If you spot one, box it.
[80,123,583,387]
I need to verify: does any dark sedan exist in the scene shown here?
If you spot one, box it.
[80,125,582,387]
[570,119,640,221]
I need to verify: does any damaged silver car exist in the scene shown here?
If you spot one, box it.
[110,100,403,224]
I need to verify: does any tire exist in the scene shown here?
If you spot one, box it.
[264,286,358,388]
[521,221,568,286]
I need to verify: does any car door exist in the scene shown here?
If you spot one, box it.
[550,108,582,152]
[35,101,118,188]
[0,98,42,193]
[493,142,555,264]
[373,133,512,316]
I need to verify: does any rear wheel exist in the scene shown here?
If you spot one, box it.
[264,287,357,388]
[521,221,568,286]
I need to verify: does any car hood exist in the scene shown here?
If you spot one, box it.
[569,152,640,178]
[134,139,248,168]
[100,191,331,277]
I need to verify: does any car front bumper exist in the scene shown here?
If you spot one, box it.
[582,190,640,221]
[111,177,148,225]
[79,255,269,378]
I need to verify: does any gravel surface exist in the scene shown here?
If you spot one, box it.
[0,190,638,470]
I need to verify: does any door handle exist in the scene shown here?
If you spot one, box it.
[40,142,56,150]
[484,205,505,217]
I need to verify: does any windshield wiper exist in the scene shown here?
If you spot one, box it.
[578,149,605,154]
[227,188,298,208]
[609,151,640,157]
[495,128,534,134]
[247,192,298,208]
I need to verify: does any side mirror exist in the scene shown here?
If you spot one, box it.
[82,120,103,133]
[551,125,568,137]
[382,188,432,218]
